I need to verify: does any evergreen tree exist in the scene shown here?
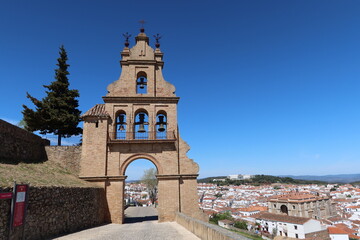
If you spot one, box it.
[22,45,82,146]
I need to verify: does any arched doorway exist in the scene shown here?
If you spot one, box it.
[123,158,159,223]
[280,205,288,215]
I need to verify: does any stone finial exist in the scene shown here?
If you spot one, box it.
[122,32,131,47]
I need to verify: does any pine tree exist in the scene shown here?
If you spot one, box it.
[22,45,82,146]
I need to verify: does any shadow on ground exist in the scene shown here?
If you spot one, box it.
[124,215,158,223]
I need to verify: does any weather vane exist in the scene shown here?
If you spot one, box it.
[153,33,162,48]
[122,32,131,47]
[139,20,146,32]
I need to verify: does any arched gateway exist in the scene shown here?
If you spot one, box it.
[79,28,204,223]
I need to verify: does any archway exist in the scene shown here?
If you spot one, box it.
[123,158,159,223]
[280,205,288,215]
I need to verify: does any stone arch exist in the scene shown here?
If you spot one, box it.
[120,154,163,176]
[137,71,147,78]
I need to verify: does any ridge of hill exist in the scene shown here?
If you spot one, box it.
[198,175,327,185]
[279,174,360,184]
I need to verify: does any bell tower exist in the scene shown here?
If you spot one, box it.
[80,28,204,223]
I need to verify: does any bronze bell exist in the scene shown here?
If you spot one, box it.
[157,115,166,132]
[138,123,146,133]
[118,124,125,131]
[139,77,146,89]
[158,123,165,132]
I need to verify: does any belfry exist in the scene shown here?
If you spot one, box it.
[79,28,203,223]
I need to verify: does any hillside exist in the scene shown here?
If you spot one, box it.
[0,161,95,187]
[280,174,360,183]
[198,175,327,185]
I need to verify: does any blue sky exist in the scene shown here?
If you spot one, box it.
[1,1,360,179]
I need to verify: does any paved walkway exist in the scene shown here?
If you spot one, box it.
[53,207,200,240]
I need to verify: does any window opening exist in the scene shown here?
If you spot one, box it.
[116,113,126,139]
[136,77,147,94]
[156,114,167,139]
[134,112,149,139]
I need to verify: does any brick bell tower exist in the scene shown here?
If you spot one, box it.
[79,27,204,223]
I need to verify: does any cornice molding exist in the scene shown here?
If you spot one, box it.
[102,96,180,104]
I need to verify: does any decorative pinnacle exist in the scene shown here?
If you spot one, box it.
[153,33,162,48]
[138,20,146,32]
[122,32,131,47]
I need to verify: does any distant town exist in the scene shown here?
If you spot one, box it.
[126,173,360,240]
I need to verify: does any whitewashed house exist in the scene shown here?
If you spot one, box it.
[255,212,326,239]
[328,227,349,240]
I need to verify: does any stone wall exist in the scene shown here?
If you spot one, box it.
[175,212,251,240]
[0,186,107,240]
[0,119,50,163]
[45,146,82,174]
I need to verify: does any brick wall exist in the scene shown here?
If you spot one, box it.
[0,186,107,240]
[45,146,82,174]
[0,119,49,163]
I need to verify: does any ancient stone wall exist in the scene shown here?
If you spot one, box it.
[0,186,107,240]
[0,119,50,163]
[45,146,82,174]
[175,212,251,240]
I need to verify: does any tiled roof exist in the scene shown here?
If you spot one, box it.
[328,227,348,234]
[254,212,311,224]
[81,104,110,118]
[268,192,328,203]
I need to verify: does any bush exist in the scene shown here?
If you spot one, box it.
[209,212,233,224]
[234,220,248,230]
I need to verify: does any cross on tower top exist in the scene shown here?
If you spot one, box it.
[138,20,146,32]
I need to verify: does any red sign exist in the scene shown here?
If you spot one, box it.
[0,192,13,200]
[0,193,12,199]
[12,184,28,227]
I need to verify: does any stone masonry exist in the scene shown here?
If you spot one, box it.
[79,28,205,223]
[0,186,106,240]
[0,119,49,163]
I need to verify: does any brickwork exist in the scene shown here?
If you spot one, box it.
[0,119,49,163]
[80,29,205,223]
[0,186,106,240]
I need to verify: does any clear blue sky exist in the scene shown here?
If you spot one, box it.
[1,1,360,179]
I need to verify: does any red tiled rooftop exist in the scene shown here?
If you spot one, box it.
[328,227,348,234]
[82,104,109,118]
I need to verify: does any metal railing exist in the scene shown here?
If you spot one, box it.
[108,131,176,141]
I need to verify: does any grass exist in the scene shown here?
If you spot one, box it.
[0,161,96,188]
[230,230,264,240]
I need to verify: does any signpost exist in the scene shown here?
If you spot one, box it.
[1,183,29,239]
[12,184,29,227]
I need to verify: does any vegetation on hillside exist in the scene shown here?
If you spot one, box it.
[0,162,94,187]
[199,174,327,185]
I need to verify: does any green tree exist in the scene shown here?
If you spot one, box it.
[22,45,82,146]
[209,212,233,224]
[234,220,248,230]
[141,168,158,204]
